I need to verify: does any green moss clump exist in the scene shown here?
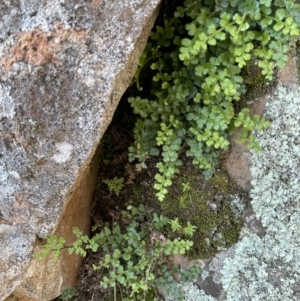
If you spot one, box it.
[162,170,242,259]
[242,61,271,100]
[105,288,157,301]
[130,160,244,259]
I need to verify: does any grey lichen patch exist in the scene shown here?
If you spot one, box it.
[166,282,217,301]
[220,85,300,300]
[0,84,15,119]
[52,142,74,164]
[0,225,36,300]
[0,155,9,184]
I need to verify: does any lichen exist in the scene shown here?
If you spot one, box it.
[0,24,86,71]
[166,282,217,301]
[0,156,9,184]
[221,85,300,301]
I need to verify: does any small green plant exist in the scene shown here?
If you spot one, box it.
[128,0,299,201]
[103,177,124,196]
[59,288,76,301]
[36,205,201,301]
[234,107,271,149]
[36,235,66,262]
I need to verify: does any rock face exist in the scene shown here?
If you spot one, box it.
[0,0,161,300]
[224,52,298,193]
[198,54,299,300]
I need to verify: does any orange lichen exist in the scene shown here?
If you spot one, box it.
[88,0,102,8]
[1,23,86,71]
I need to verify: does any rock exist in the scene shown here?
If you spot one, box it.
[200,53,299,300]
[224,132,252,191]
[224,51,298,192]
[197,247,236,300]
[8,145,102,301]
[0,0,161,300]
[277,52,298,92]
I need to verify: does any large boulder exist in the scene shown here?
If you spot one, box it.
[0,0,161,299]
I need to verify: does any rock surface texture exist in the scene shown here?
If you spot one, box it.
[165,53,299,301]
[0,0,161,300]
[224,52,298,192]
[192,54,299,301]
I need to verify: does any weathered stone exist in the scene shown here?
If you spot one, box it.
[224,51,298,192]
[201,53,299,300]
[8,144,102,301]
[0,0,161,299]
[224,132,252,191]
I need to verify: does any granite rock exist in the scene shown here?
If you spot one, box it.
[0,0,161,299]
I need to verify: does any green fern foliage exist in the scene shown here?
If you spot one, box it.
[35,205,200,301]
[102,177,124,196]
[128,0,299,201]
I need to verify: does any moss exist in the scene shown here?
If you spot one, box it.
[242,61,270,100]
[144,288,158,301]
[130,160,244,259]
[104,287,157,301]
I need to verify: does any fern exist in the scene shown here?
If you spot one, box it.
[128,0,299,201]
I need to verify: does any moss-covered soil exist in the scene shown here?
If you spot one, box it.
[127,157,246,259]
